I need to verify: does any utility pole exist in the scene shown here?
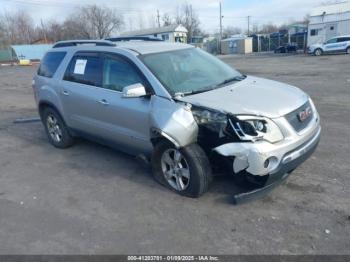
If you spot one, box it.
[157,10,160,28]
[219,2,223,54]
[40,19,47,44]
[247,16,251,36]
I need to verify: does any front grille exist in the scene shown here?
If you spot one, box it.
[285,101,313,132]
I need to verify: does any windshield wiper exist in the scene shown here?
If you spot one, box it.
[180,75,247,97]
[216,75,247,87]
[182,87,216,96]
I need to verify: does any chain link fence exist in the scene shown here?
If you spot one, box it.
[252,33,307,52]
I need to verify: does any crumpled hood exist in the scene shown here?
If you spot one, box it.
[177,76,309,118]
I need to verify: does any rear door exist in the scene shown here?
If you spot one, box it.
[336,37,350,52]
[60,52,105,135]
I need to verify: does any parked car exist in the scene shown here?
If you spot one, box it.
[274,43,298,53]
[308,35,350,56]
[33,39,321,202]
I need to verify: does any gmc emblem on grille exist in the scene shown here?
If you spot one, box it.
[298,106,312,122]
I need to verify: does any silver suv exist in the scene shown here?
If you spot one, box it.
[308,35,350,56]
[33,39,321,202]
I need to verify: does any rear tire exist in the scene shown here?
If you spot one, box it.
[314,48,323,56]
[346,47,350,54]
[42,107,74,149]
[152,140,212,198]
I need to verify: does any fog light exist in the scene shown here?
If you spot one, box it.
[264,157,279,170]
[264,159,270,168]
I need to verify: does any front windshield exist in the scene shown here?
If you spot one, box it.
[141,48,243,95]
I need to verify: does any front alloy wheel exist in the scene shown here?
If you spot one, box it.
[161,148,190,191]
[152,140,212,198]
[314,49,322,56]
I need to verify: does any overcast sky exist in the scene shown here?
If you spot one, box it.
[1,0,324,33]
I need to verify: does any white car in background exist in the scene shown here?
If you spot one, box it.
[308,35,350,56]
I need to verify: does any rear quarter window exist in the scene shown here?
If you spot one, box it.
[38,52,66,78]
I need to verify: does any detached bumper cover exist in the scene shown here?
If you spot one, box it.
[233,127,321,204]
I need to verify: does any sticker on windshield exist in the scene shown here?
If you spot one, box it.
[73,59,87,75]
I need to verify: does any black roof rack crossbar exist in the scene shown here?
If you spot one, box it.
[53,40,116,48]
[106,36,163,42]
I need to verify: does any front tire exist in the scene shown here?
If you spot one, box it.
[42,107,74,149]
[152,140,212,198]
[346,47,350,54]
[314,48,323,56]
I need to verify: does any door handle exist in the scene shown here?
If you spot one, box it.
[62,90,69,96]
[98,99,109,106]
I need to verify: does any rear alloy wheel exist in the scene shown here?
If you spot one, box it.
[314,48,323,56]
[43,107,74,148]
[152,140,212,198]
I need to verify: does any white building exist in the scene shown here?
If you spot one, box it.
[121,24,188,43]
[308,1,350,46]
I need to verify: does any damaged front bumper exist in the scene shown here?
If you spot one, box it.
[214,122,321,203]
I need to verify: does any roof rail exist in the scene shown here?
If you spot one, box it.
[53,40,116,48]
[105,36,163,42]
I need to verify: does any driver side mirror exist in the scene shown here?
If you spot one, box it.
[122,83,147,98]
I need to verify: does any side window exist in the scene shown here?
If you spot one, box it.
[326,38,337,44]
[102,55,145,92]
[310,29,318,36]
[337,37,350,42]
[38,52,66,78]
[64,54,102,86]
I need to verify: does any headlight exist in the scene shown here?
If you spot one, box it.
[228,115,284,143]
[191,107,227,133]
[191,107,284,143]
[192,108,227,125]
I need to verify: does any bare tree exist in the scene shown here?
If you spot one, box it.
[222,26,242,38]
[303,14,310,25]
[34,19,65,43]
[175,4,202,42]
[0,10,35,44]
[259,23,279,34]
[162,13,173,26]
[77,5,124,39]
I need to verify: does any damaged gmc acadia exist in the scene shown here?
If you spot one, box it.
[33,39,321,203]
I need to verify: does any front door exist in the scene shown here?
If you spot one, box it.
[96,53,153,154]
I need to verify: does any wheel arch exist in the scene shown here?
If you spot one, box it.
[38,101,66,124]
[150,128,181,148]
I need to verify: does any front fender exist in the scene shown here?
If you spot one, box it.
[149,96,198,148]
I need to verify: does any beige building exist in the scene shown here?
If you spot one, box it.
[220,36,253,55]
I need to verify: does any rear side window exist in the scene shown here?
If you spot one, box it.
[337,37,350,42]
[38,52,66,78]
[64,53,102,86]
